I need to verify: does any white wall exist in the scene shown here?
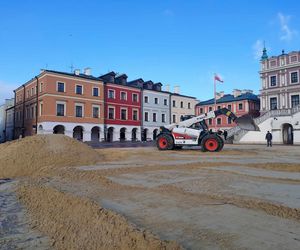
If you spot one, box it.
[239,111,300,144]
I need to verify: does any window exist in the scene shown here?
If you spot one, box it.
[208,118,212,125]
[56,103,65,116]
[291,95,300,108]
[199,108,203,113]
[180,101,184,108]
[270,60,276,67]
[217,118,221,125]
[172,100,176,107]
[144,96,149,103]
[228,117,232,124]
[57,82,65,92]
[217,105,221,110]
[238,103,243,110]
[108,107,115,119]
[76,85,83,95]
[27,90,30,98]
[144,112,149,122]
[270,97,277,110]
[75,105,83,117]
[188,102,191,109]
[133,93,138,102]
[93,87,99,96]
[290,55,298,63]
[209,107,212,112]
[270,76,277,87]
[164,99,168,105]
[120,91,127,100]
[40,83,43,93]
[121,109,127,120]
[172,114,176,123]
[228,104,232,110]
[153,113,157,122]
[162,113,166,123]
[31,87,34,96]
[291,72,298,84]
[39,103,43,116]
[154,97,158,104]
[133,110,138,120]
[31,106,34,118]
[108,90,115,99]
[92,106,100,118]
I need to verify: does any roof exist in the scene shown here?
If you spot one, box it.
[14,69,103,92]
[196,93,259,106]
[43,69,102,81]
[171,92,197,99]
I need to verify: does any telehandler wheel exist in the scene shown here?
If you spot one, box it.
[215,135,224,152]
[156,134,174,150]
[201,134,221,152]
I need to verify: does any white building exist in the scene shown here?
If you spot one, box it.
[0,98,14,143]
[142,86,170,140]
[234,48,300,145]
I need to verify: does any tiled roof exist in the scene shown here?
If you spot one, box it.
[197,93,259,106]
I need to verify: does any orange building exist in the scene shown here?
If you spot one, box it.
[14,69,105,141]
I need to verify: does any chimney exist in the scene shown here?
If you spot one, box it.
[242,89,253,94]
[84,67,91,76]
[174,85,180,94]
[165,84,170,92]
[215,92,221,100]
[74,69,80,75]
[232,89,241,97]
[219,91,224,98]
[40,69,45,74]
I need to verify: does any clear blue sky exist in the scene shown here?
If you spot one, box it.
[1,0,300,102]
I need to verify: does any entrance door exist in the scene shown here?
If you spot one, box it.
[282,124,293,144]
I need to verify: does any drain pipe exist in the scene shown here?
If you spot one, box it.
[22,84,25,137]
[35,76,39,134]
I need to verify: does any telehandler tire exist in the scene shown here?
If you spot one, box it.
[156,134,174,150]
[201,134,221,152]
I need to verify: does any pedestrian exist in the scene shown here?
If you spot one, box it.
[223,130,228,140]
[265,131,272,147]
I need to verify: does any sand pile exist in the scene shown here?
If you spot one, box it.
[18,185,181,250]
[0,135,101,178]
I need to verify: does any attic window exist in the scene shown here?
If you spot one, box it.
[270,60,276,67]
[291,55,298,63]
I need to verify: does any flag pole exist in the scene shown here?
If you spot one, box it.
[214,74,217,131]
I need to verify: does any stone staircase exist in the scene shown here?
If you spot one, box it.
[227,104,300,141]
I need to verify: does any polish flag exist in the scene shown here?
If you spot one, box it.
[214,74,224,83]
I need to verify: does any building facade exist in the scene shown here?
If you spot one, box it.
[260,49,300,111]
[14,69,105,141]
[196,89,260,131]
[170,89,198,124]
[101,72,142,142]
[237,49,300,145]
[0,98,14,142]
[11,68,200,142]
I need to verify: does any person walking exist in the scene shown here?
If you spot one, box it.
[265,131,272,147]
[223,130,228,140]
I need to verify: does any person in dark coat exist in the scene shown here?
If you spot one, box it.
[265,131,272,147]
[223,130,228,140]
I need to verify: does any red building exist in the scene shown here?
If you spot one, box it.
[196,89,260,131]
[100,72,142,141]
